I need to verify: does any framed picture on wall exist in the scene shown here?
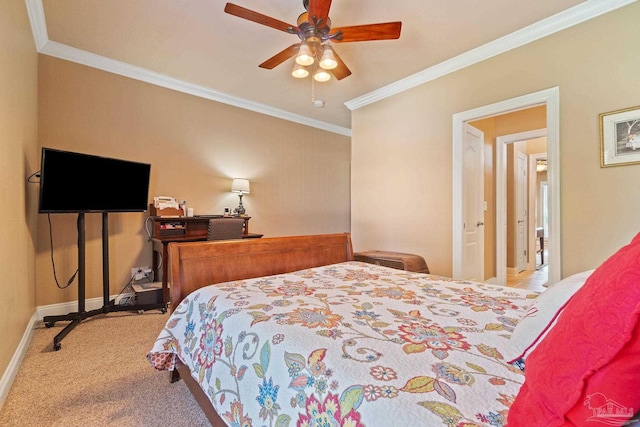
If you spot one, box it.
[600,105,640,167]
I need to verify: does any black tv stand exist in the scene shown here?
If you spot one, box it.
[43,212,166,351]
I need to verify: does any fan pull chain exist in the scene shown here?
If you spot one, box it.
[310,77,324,107]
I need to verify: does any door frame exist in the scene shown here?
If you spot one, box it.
[496,129,547,285]
[452,86,561,285]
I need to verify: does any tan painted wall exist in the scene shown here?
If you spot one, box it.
[351,2,640,279]
[36,56,351,306]
[0,0,39,398]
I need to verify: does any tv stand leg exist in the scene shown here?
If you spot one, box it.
[51,316,81,351]
[43,311,84,350]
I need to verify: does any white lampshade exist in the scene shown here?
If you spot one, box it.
[295,43,314,66]
[313,69,331,82]
[319,45,337,70]
[231,178,250,194]
[291,63,309,78]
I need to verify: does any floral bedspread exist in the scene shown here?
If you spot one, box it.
[147,261,537,427]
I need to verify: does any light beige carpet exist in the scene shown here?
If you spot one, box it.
[0,311,211,426]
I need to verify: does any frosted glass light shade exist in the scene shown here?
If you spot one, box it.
[291,63,309,78]
[319,46,337,70]
[313,69,331,82]
[295,44,314,66]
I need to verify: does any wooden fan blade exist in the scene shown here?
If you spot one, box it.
[331,22,402,43]
[330,49,351,80]
[259,44,300,69]
[307,0,332,29]
[224,3,297,33]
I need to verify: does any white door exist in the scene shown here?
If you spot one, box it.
[516,152,528,272]
[462,123,484,281]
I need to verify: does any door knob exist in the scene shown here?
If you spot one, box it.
[477,221,484,226]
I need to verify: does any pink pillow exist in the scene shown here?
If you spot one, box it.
[504,270,594,363]
[565,321,640,425]
[507,232,640,427]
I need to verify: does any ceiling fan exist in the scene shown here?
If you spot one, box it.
[224,0,402,81]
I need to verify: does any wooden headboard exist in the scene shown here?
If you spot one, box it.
[168,233,354,310]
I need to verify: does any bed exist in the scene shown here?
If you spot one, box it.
[147,233,640,427]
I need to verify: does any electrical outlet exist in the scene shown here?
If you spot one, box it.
[131,266,151,281]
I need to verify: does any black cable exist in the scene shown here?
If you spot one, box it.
[47,214,78,289]
[27,171,40,183]
[144,216,162,271]
[113,275,136,306]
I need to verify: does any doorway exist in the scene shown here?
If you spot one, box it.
[495,130,548,285]
[452,87,561,286]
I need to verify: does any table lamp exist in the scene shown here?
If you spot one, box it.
[231,178,250,216]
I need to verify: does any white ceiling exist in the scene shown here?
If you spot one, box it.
[28,0,635,135]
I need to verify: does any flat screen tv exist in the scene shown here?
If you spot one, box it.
[38,147,151,213]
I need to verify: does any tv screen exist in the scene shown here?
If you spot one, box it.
[38,148,151,213]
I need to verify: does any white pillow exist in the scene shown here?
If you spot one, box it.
[504,269,595,363]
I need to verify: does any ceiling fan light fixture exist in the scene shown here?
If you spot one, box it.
[295,43,314,66]
[319,45,337,70]
[225,1,401,82]
[291,63,309,78]
[313,68,331,82]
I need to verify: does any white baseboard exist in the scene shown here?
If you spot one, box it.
[0,313,37,411]
[35,293,133,320]
[0,293,134,411]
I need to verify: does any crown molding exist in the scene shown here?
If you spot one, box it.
[26,1,351,138]
[345,0,638,111]
[26,0,636,131]
[25,0,47,50]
